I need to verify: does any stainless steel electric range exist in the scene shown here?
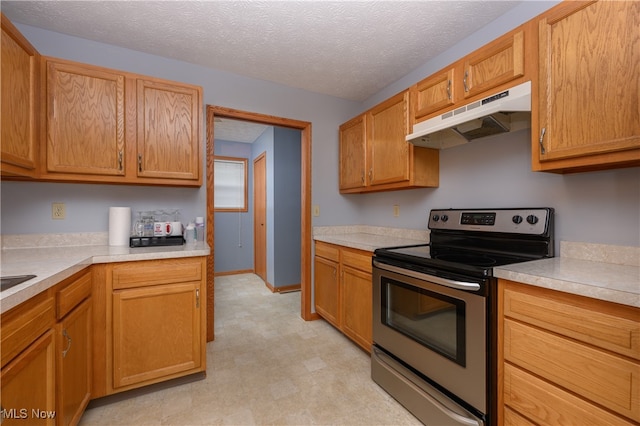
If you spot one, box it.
[371,208,554,426]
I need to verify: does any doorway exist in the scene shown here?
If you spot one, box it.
[205,105,314,341]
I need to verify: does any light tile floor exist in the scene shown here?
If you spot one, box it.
[80,273,421,425]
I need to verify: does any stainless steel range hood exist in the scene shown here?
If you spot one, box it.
[407,81,531,149]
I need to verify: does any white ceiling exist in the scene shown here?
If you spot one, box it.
[2,0,523,102]
[214,117,270,143]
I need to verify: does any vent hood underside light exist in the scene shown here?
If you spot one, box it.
[407,80,532,149]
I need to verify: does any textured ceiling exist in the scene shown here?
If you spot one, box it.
[2,0,523,102]
[214,117,270,143]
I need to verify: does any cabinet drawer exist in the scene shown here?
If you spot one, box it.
[112,258,203,290]
[503,407,536,426]
[315,241,339,262]
[503,282,640,360]
[504,363,635,425]
[57,268,92,319]
[1,293,55,368]
[504,319,640,421]
[341,248,372,273]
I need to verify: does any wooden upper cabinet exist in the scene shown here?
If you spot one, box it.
[534,0,640,172]
[136,78,201,181]
[339,89,438,193]
[1,14,39,177]
[39,56,203,186]
[414,68,455,121]
[462,29,524,99]
[413,24,531,124]
[46,59,126,176]
[338,114,366,191]
[367,90,411,186]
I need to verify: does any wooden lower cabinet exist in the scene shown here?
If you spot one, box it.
[112,282,202,388]
[1,330,56,426]
[341,264,372,351]
[498,279,640,425]
[314,241,372,352]
[93,257,207,396]
[0,268,91,426]
[56,299,91,426]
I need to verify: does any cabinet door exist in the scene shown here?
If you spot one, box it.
[414,68,455,121]
[136,79,201,181]
[367,90,410,186]
[56,299,91,426]
[313,256,339,328]
[46,60,125,176]
[1,15,38,176]
[341,265,372,352]
[112,281,201,389]
[462,29,525,99]
[1,330,56,426]
[339,115,367,190]
[536,1,640,167]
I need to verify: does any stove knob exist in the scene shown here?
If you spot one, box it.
[526,214,539,225]
[432,214,440,222]
[441,214,448,222]
[512,215,523,224]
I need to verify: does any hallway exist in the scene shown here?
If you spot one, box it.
[80,273,420,425]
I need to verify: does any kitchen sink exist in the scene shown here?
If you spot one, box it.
[1,274,36,292]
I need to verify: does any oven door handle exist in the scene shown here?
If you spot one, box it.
[373,260,481,291]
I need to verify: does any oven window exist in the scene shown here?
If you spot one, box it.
[381,277,466,366]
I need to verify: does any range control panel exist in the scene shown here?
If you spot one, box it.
[428,208,553,235]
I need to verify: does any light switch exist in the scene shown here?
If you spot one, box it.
[393,205,400,217]
[313,205,320,217]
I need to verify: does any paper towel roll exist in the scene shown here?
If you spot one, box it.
[109,207,131,246]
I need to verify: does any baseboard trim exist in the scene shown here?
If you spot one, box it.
[264,281,301,294]
[214,269,254,277]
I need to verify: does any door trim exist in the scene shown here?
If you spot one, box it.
[205,105,314,341]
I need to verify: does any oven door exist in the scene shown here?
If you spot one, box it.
[372,259,488,414]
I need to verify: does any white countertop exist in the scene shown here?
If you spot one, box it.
[494,257,640,308]
[313,227,639,309]
[313,225,428,252]
[1,242,210,314]
[314,232,426,252]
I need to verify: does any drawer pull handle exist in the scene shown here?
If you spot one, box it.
[196,288,200,308]
[62,329,72,358]
[138,154,143,173]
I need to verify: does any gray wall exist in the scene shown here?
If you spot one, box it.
[273,127,302,287]
[2,0,639,253]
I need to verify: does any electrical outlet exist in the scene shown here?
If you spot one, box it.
[393,205,400,217]
[313,205,320,217]
[52,202,65,220]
